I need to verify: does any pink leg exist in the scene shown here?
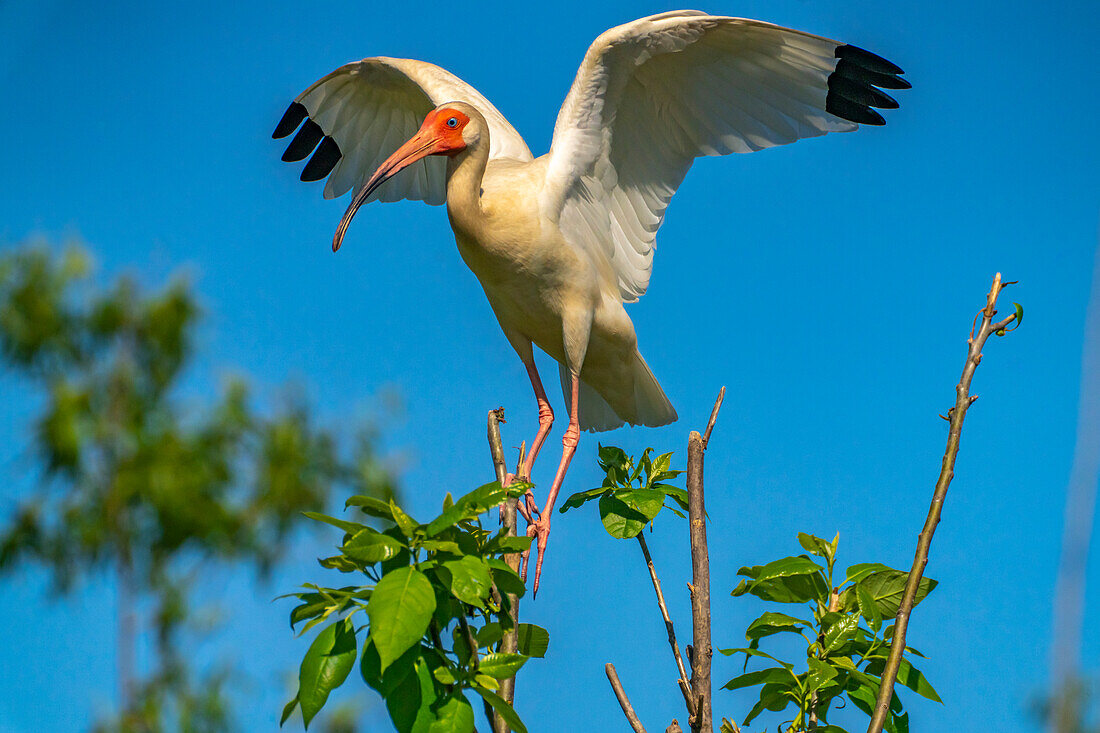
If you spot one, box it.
[522,372,580,596]
[510,354,554,519]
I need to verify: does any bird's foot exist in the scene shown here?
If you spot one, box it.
[504,472,540,523]
[520,514,551,597]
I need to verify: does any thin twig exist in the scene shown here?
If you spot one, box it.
[636,532,696,718]
[606,663,650,733]
[702,386,725,448]
[866,273,1018,733]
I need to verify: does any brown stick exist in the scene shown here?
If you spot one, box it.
[636,532,696,718]
[702,386,725,449]
[487,409,520,731]
[866,274,1018,733]
[688,387,724,733]
[606,663,650,733]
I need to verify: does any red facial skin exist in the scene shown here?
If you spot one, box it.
[332,108,471,251]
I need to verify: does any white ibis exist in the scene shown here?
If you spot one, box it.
[273,11,907,592]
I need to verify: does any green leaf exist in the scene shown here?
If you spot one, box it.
[558,486,608,513]
[722,666,795,690]
[743,682,794,726]
[433,665,457,685]
[441,556,493,607]
[747,555,823,584]
[857,571,938,617]
[474,674,500,691]
[598,493,648,539]
[597,445,629,472]
[615,488,665,521]
[657,485,690,513]
[1014,302,1024,326]
[865,658,941,703]
[303,511,364,536]
[745,611,810,641]
[474,684,527,733]
[842,562,892,587]
[428,694,475,733]
[732,562,828,604]
[856,582,883,632]
[390,500,420,538]
[718,647,794,670]
[823,613,860,652]
[319,555,360,572]
[345,494,394,521]
[797,532,835,563]
[425,481,510,536]
[392,656,439,733]
[516,623,549,658]
[478,652,528,679]
[368,566,436,673]
[486,558,526,598]
[280,694,298,727]
[299,618,357,728]
[483,534,532,554]
[806,658,839,690]
[419,539,463,554]
[476,622,504,649]
[344,527,405,564]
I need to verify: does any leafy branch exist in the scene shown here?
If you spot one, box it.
[282,479,548,731]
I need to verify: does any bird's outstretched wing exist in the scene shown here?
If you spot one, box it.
[274,57,532,205]
[541,11,908,301]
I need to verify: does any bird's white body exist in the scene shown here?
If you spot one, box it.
[274,10,906,587]
[447,148,669,431]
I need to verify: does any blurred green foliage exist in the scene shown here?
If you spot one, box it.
[0,241,398,731]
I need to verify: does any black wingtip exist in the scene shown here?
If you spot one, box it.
[273,102,307,139]
[835,44,904,76]
[281,119,324,162]
[301,136,342,182]
[826,44,907,126]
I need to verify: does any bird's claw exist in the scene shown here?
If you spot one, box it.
[520,515,551,597]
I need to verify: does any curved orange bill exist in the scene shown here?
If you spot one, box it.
[331,127,443,252]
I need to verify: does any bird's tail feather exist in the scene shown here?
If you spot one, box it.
[559,354,677,433]
[630,352,678,429]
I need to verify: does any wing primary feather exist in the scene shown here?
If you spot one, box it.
[834,44,904,75]
[828,75,899,109]
[281,119,324,161]
[300,136,342,181]
[272,102,307,138]
[832,58,911,90]
[824,94,886,125]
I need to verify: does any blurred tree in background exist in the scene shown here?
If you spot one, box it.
[0,241,398,732]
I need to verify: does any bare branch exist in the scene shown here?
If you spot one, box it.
[488,408,508,487]
[487,409,520,730]
[667,722,684,733]
[867,273,1018,733]
[687,430,712,733]
[702,387,725,448]
[606,663,649,733]
[636,532,696,718]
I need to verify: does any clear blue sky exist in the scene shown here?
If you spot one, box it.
[1,0,1097,731]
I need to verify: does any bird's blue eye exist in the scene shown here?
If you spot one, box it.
[446,117,458,128]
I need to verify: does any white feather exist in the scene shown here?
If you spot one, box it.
[540,12,858,302]
[291,57,532,205]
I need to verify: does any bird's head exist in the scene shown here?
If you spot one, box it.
[332,102,481,252]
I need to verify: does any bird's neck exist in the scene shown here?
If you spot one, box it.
[444,140,490,235]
